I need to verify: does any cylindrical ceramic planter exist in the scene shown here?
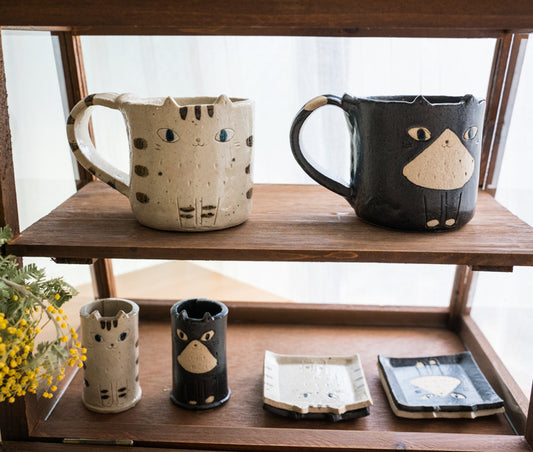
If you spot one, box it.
[170,298,230,409]
[80,298,141,413]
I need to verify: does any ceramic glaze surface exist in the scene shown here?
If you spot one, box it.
[67,94,254,231]
[263,351,372,418]
[378,352,505,419]
[79,298,141,413]
[290,94,486,231]
[170,298,230,410]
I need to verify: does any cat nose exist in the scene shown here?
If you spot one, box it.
[195,138,201,143]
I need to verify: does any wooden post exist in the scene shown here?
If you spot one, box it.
[0,28,19,235]
[480,33,529,193]
[526,382,533,446]
[53,31,116,299]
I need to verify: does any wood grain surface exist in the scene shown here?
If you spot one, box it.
[6,182,533,267]
[2,1,533,37]
[28,319,523,450]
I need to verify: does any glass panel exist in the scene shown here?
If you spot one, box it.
[472,35,533,398]
[2,30,93,293]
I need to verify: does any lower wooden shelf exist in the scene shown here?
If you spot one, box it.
[25,302,531,451]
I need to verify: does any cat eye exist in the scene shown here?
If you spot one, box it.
[463,126,478,140]
[157,128,180,143]
[176,329,188,341]
[119,332,128,341]
[215,128,235,143]
[94,334,102,342]
[408,127,431,142]
[201,330,215,342]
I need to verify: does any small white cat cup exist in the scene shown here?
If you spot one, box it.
[80,298,141,413]
[67,94,254,231]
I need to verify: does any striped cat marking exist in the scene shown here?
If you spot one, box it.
[80,299,141,413]
[67,93,253,231]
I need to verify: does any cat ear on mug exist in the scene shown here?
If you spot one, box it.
[215,94,232,106]
[413,95,431,106]
[163,96,181,109]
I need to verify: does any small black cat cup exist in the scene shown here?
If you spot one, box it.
[170,298,230,410]
[290,94,486,231]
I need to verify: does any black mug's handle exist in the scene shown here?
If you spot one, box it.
[289,94,352,198]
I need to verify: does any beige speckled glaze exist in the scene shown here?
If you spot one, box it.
[67,94,254,231]
[80,298,141,413]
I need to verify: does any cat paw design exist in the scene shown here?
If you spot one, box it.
[426,219,440,228]
[205,395,215,404]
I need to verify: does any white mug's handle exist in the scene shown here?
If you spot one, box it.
[66,93,130,197]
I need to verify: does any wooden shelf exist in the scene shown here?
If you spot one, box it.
[6,181,533,268]
[2,1,533,37]
[27,302,530,451]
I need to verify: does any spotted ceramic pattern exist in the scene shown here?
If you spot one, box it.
[67,94,254,231]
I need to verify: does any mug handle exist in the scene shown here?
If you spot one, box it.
[289,94,352,198]
[66,93,130,197]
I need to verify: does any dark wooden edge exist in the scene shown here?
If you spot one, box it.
[0,28,20,235]
[1,443,203,452]
[3,1,533,36]
[527,384,533,447]
[52,32,93,189]
[89,258,116,299]
[458,314,529,435]
[471,265,514,272]
[134,299,450,328]
[448,265,476,330]
[481,34,529,191]
[2,26,508,39]
[28,424,533,451]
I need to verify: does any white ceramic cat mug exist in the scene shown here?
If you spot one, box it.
[67,94,254,231]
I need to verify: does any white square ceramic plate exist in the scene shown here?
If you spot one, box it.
[263,350,372,421]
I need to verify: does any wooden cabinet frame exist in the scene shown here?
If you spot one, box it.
[1,2,533,450]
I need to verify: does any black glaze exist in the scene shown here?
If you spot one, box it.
[263,404,370,422]
[378,352,504,414]
[170,298,230,410]
[290,94,486,231]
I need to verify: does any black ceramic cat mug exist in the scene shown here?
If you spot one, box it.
[290,94,486,231]
[170,298,230,410]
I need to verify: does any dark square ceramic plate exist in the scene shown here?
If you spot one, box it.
[378,352,505,419]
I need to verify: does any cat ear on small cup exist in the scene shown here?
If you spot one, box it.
[117,310,128,321]
[202,312,214,322]
[88,310,102,321]
[177,309,189,321]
